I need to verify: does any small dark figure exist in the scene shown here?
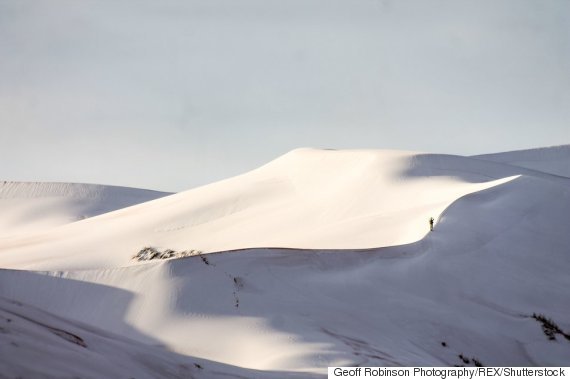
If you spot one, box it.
[429,217,434,232]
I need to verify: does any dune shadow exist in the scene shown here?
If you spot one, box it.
[160,172,570,367]
[400,153,570,185]
[0,268,323,378]
[0,268,164,346]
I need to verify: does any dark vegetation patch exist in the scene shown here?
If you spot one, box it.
[532,313,570,341]
[200,255,210,266]
[455,354,484,367]
[439,341,483,367]
[472,358,484,367]
[458,354,470,364]
[132,247,202,261]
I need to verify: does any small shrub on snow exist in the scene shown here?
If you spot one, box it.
[472,358,484,367]
[200,255,210,266]
[132,247,202,261]
[531,313,570,341]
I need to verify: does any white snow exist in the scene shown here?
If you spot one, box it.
[1,146,569,377]
[474,145,570,178]
[0,181,170,238]
[0,296,316,379]
[0,149,524,270]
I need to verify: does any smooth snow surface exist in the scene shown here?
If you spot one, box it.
[1,147,569,377]
[0,149,526,270]
[474,145,570,178]
[0,181,170,238]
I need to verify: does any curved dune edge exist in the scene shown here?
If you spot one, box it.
[2,170,570,374]
[1,149,570,375]
[0,150,527,271]
[474,144,570,178]
[0,174,542,372]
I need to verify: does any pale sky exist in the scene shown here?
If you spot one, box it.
[1,0,569,192]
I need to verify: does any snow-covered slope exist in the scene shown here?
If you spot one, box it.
[0,181,171,238]
[473,145,570,178]
[0,296,317,379]
[1,147,569,377]
[0,149,544,270]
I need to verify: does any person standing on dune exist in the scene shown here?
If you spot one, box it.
[429,217,434,232]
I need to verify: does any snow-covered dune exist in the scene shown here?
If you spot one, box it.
[0,181,171,238]
[1,147,569,377]
[0,149,542,270]
[473,145,570,178]
[0,296,317,379]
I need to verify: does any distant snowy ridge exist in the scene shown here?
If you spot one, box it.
[473,144,570,178]
[0,181,171,238]
[0,181,169,199]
